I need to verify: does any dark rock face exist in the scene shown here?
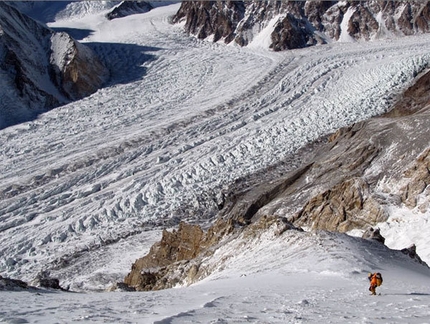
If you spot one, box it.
[106,1,153,20]
[401,244,428,266]
[32,271,68,290]
[0,273,68,291]
[362,227,385,244]
[0,2,109,128]
[0,275,29,291]
[173,1,430,50]
[172,1,245,43]
[270,13,313,51]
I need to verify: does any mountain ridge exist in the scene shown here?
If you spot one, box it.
[173,0,430,50]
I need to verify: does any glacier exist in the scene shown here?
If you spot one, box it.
[1,1,430,286]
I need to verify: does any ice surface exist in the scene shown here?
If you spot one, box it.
[1,4,430,323]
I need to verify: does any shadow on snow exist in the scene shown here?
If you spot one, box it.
[86,41,161,85]
[50,26,94,40]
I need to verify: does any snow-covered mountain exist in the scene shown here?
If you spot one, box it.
[1,2,430,323]
[0,2,109,129]
[173,1,430,50]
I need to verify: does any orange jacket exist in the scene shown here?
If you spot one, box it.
[369,273,383,287]
[370,275,378,287]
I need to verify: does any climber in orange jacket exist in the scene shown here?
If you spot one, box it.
[368,272,383,295]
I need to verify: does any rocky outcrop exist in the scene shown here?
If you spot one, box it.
[0,2,109,128]
[400,148,430,211]
[0,275,29,291]
[173,1,430,50]
[31,271,68,291]
[362,227,385,244]
[401,244,428,266]
[292,178,388,232]
[0,273,68,291]
[108,282,136,292]
[123,219,236,290]
[106,1,153,20]
[50,33,109,101]
[122,216,302,291]
[172,1,246,43]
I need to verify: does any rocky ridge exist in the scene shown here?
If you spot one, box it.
[121,67,430,291]
[172,1,430,50]
[106,1,153,20]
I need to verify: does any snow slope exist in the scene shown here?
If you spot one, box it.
[2,227,430,323]
[1,4,430,321]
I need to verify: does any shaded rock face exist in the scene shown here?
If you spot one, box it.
[173,1,430,50]
[50,33,109,101]
[0,273,68,291]
[270,12,314,51]
[0,2,109,128]
[172,1,246,43]
[106,1,153,20]
[31,271,68,290]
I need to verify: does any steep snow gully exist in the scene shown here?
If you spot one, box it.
[1,3,430,291]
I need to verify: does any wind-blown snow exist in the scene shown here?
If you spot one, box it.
[1,4,430,322]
